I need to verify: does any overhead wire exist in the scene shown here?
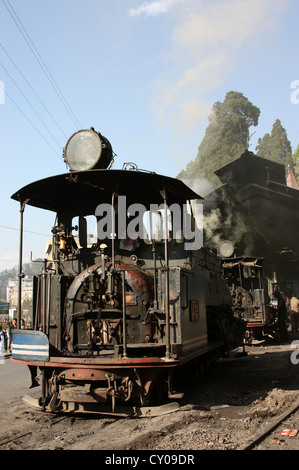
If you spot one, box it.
[2,0,81,130]
[4,87,59,154]
[0,225,48,237]
[0,42,68,140]
[0,61,62,151]
[0,2,79,270]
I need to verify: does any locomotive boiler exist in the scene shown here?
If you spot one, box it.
[11,128,245,415]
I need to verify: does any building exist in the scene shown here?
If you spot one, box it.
[6,276,33,321]
[203,150,299,295]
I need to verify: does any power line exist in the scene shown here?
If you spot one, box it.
[0,61,62,151]
[0,224,48,237]
[2,0,81,130]
[0,42,68,140]
[4,87,59,154]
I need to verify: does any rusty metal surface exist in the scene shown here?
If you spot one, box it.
[11,340,223,370]
[22,394,180,418]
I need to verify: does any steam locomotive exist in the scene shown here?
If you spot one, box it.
[11,128,245,415]
[218,241,277,343]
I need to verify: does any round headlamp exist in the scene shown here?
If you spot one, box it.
[64,128,113,171]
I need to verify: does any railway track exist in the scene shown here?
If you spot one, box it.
[1,342,299,450]
[239,398,299,450]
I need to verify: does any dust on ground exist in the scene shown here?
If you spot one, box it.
[1,337,299,451]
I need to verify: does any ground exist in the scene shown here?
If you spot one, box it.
[1,335,299,451]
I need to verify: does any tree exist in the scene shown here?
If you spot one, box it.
[177,91,260,190]
[292,145,299,181]
[254,133,271,159]
[255,119,293,168]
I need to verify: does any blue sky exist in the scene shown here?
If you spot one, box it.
[0,0,298,273]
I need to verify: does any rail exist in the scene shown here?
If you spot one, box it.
[239,398,299,450]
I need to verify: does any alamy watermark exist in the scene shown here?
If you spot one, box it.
[290,340,299,364]
[0,81,4,104]
[290,80,299,105]
[95,196,203,250]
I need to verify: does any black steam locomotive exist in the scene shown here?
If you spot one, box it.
[218,241,277,343]
[11,128,245,415]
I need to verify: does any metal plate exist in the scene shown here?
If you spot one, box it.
[12,329,49,362]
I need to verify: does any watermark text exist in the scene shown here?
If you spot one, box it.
[95,196,203,250]
[290,340,299,364]
[290,80,299,105]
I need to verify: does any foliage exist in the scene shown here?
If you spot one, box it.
[255,119,293,168]
[292,144,299,180]
[177,91,260,190]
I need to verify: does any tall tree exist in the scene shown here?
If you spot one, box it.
[292,144,299,182]
[254,132,271,159]
[178,91,260,190]
[255,119,293,168]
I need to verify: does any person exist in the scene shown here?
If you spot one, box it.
[0,326,5,356]
[21,319,25,329]
[6,322,12,352]
[7,318,16,355]
[274,290,288,342]
[290,292,299,332]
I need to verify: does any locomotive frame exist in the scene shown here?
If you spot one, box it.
[11,129,244,415]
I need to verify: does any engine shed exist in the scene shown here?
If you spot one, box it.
[203,150,299,295]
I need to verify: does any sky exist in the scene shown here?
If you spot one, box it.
[0,0,298,274]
